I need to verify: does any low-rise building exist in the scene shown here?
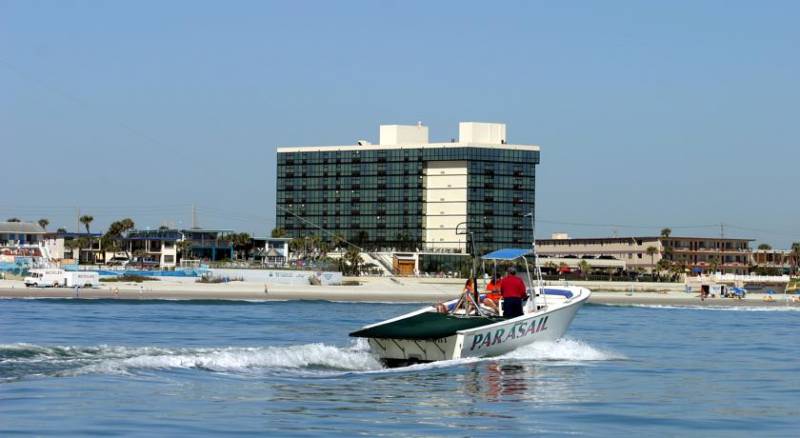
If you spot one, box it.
[537,234,754,275]
[124,228,237,267]
[125,229,180,268]
[537,235,663,272]
[663,237,753,274]
[181,228,235,261]
[263,237,291,266]
[751,249,794,274]
[43,231,103,264]
[0,221,45,247]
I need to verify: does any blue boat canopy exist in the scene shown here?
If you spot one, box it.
[482,248,533,261]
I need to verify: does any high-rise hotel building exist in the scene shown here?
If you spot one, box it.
[275,122,540,253]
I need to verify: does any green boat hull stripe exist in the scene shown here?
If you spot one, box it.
[349,312,504,340]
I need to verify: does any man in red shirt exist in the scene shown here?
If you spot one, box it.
[500,266,527,318]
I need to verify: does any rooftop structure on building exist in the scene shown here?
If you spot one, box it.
[276,122,540,253]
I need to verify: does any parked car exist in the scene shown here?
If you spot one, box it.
[106,257,130,267]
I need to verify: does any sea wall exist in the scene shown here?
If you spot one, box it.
[209,268,343,286]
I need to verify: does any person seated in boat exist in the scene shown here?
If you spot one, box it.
[446,279,478,314]
[448,279,499,315]
[482,274,502,313]
[500,266,527,318]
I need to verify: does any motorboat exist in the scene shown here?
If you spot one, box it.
[351,243,591,366]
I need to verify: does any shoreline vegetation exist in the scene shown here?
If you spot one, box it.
[1,277,797,308]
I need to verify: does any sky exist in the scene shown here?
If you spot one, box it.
[1,1,798,247]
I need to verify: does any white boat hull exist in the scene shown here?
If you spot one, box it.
[365,287,590,364]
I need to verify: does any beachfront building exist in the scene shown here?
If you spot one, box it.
[751,249,793,274]
[125,229,180,268]
[0,221,46,247]
[276,122,540,254]
[664,237,753,274]
[262,237,291,266]
[538,234,754,275]
[537,235,664,272]
[123,228,236,267]
[180,228,235,261]
[0,222,47,269]
[43,231,103,264]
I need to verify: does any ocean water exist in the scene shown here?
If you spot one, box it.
[1,298,798,437]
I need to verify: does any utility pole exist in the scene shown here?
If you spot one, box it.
[718,222,724,274]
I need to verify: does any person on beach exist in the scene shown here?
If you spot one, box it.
[500,267,527,318]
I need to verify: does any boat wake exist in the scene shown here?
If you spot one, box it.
[353,338,624,376]
[0,338,621,381]
[501,338,625,362]
[0,341,383,381]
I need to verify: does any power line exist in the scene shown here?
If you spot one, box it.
[537,219,719,230]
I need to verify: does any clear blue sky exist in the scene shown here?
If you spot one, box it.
[2,1,798,247]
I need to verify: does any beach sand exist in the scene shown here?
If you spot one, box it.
[1,277,797,308]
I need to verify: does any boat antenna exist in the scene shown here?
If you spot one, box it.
[456,222,481,314]
[525,211,546,309]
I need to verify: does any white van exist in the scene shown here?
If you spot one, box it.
[24,269,67,287]
[63,271,100,288]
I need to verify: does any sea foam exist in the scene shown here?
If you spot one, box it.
[0,337,621,380]
[0,341,383,378]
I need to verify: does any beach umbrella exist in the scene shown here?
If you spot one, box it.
[767,289,775,295]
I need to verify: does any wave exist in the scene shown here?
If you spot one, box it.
[359,338,624,375]
[500,338,625,362]
[0,340,383,380]
[0,337,621,381]
[598,303,800,312]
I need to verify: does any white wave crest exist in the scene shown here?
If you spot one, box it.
[603,303,800,312]
[0,341,384,378]
[83,343,383,376]
[500,338,625,362]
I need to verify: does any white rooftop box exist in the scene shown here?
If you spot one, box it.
[459,122,507,144]
[379,124,429,145]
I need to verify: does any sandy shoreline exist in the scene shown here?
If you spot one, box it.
[1,278,797,308]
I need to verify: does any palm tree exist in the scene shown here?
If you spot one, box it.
[708,255,720,274]
[271,227,287,238]
[578,260,591,280]
[656,259,672,281]
[646,246,658,272]
[78,215,94,264]
[791,242,800,275]
[341,246,363,276]
[6,217,21,222]
[310,235,323,259]
[331,233,345,251]
[317,239,330,258]
[38,218,49,230]
[101,218,136,262]
[660,228,672,239]
[289,237,305,259]
[79,215,94,234]
[757,243,772,250]
[177,239,194,262]
[232,233,252,260]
